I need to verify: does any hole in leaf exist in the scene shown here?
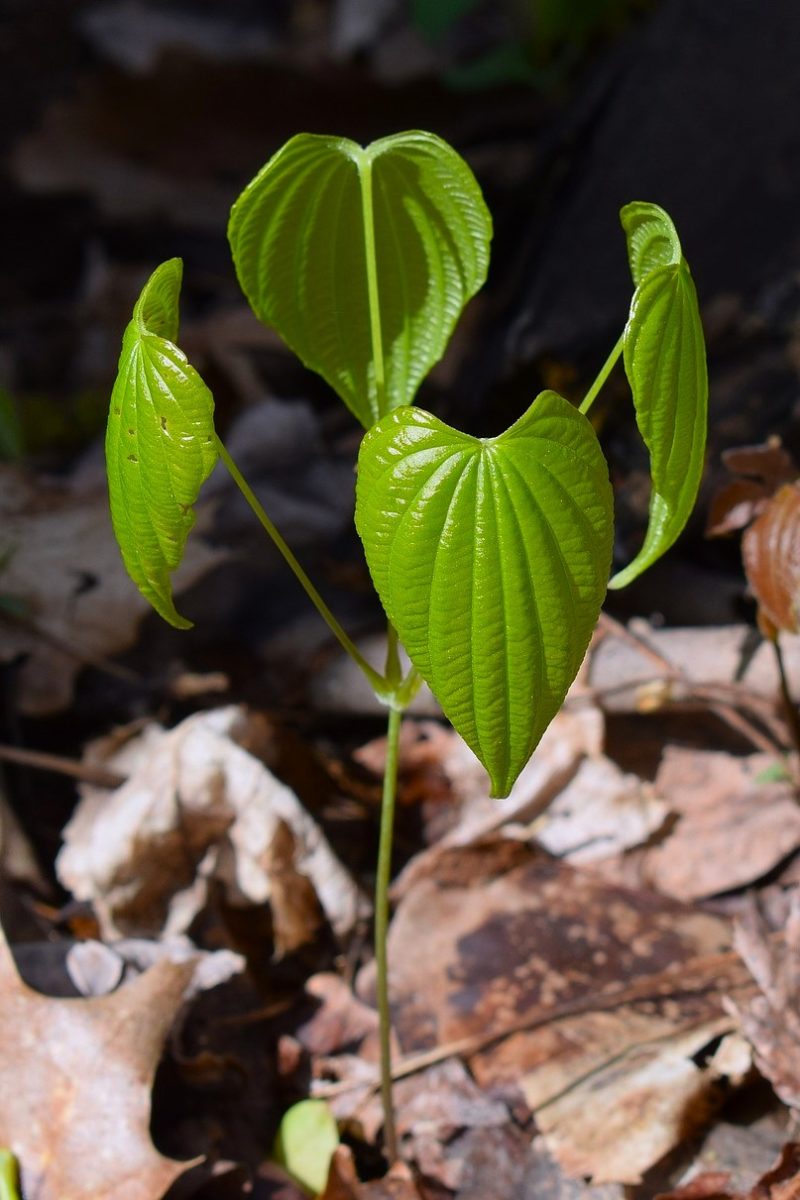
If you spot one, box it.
[127,454,138,463]
[160,416,167,430]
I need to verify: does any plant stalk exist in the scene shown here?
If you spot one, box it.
[579,332,625,415]
[773,634,800,762]
[375,703,402,1162]
[216,437,387,696]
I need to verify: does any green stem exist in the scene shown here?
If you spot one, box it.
[579,332,625,415]
[375,704,402,1162]
[357,154,386,422]
[216,437,387,696]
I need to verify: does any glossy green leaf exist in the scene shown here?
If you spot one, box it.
[105,259,217,628]
[228,131,491,429]
[609,203,708,589]
[273,1099,339,1197]
[356,393,613,796]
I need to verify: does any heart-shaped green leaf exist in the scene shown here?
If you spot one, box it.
[356,393,613,796]
[228,131,492,429]
[609,203,707,589]
[105,259,217,628]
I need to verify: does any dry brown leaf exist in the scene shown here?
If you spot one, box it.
[706,479,771,537]
[533,753,669,863]
[0,464,222,715]
[377,841,739,1184]
[321,1146,424,1200]
[0,918,199,1199]
[727,894,800,1109]
[655,1174,735,1199]
[57,706,364,941]
[657,1143,800,1199]
[392,1059,525,1195]
[742,484,800,636]
[643,749,800,900]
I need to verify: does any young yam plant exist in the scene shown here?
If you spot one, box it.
[106,130,707,1165]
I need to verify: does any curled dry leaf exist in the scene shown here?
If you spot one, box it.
[0,464,222,715]
[0,918,199,1200]
[57,706,364,942]
[706,437,797,539]
[742,483,800,637]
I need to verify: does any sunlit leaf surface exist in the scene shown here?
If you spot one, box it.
[356,392,613,795]
[609,203,707,589]
[105,259,217,628]
[228,131,491,428]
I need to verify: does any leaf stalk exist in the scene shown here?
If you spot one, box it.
[216,436,387,696]
[579,331,625,415]
[375,703,402,1162]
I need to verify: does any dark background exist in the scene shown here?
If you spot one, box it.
[3,0,800,683]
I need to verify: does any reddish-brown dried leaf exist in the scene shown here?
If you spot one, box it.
[706,479,771,537]
[655,1172,734,1199]
[655,1145,800,1199]
[721,440,797,489]
[321,1146,424,1200]
[742,484,800,635]
[0,920,198,1200]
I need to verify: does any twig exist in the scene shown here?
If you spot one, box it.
[595,613,787,756]
[0,744,125,789]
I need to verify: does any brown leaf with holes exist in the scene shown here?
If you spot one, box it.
[742,484,800,636]
[0,918,199,1199]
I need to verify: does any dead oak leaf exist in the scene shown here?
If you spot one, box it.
[0,920,199,1200]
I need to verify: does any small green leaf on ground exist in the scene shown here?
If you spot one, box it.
[0,1150,20,1200]
[105,258,217,628]
[356,392,613,797]
[610,202,708,589]
[273,1099,340,1197]
[228,131,491,429]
